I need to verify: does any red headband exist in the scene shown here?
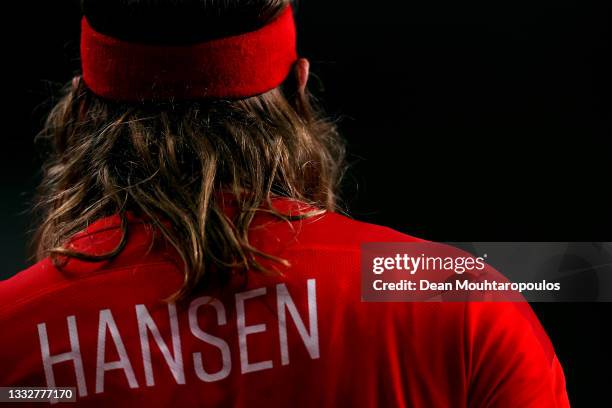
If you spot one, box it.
[80,6,297,101]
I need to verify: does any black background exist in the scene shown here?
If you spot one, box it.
[1,0,610,405]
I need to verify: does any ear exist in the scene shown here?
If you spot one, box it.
[71,75,81,90]
[295,58,310,93]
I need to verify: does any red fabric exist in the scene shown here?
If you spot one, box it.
[0,198,570,407]
[80,6,297,101]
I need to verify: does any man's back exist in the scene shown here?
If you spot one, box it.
[0,198,569,407]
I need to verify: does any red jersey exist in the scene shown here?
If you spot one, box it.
[0,198,569,407]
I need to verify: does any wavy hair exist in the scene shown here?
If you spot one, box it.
[32,0,345,300]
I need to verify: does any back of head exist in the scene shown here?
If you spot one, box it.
[34,0,345,300]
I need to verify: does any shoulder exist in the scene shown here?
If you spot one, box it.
[0,259,65,318]
[276,199,423,244]
[289,210,424,251]
[319,210,421,241]
[250,197,424,254]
